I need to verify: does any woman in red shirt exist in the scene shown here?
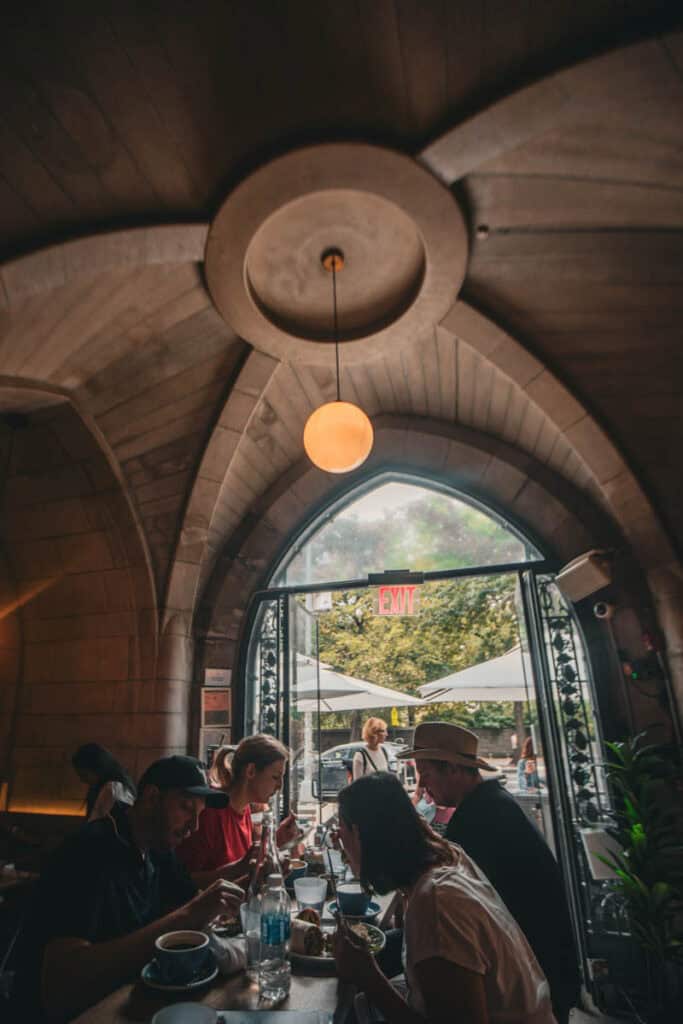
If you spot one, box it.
[176,734,297,887]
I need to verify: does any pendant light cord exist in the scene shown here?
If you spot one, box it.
[332,260,341,402]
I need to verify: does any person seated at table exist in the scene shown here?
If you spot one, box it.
[176,733,298,886]
[11,755,243,1023]
[334,772,557,1024]
[72,742,137,821]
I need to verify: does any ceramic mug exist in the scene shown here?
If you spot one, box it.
[337,881,370,917]
[154,930,211,985]
[287,858,307,883]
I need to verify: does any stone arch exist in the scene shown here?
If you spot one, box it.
[442,301,676,573]
[0,224,208,310]
[197,416,623,683]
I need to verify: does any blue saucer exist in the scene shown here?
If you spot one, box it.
[141,958,219,992]
[326,899,381,922]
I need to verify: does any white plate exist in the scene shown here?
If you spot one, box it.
[141,960,219,992]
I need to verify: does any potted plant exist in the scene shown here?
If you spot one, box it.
[600,733,683,1020]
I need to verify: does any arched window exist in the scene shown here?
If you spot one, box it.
[273,473,542,587]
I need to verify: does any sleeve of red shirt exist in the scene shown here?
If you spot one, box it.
[175,807,222,872]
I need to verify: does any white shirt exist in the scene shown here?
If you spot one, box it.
[403,850,557,1024]
[352,744,389,780]
[88,780,135,821]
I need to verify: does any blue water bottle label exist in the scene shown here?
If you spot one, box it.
[261,912,290,945]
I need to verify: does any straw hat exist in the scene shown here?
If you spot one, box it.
[397,722,496,772]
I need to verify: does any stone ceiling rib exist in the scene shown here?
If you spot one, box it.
[419,35,682,185]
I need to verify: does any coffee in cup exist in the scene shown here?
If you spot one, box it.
[337,881,370,917]
[154,930,211,985]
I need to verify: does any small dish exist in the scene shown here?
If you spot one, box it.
[141,959,219,992]
[326,899,381,923]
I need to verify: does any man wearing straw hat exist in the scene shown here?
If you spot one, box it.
[399,722,580,1024]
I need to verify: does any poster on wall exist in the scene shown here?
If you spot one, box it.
[201,687,231,727]
[204,668,231,687]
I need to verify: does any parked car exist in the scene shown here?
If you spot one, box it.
[302,740,417,801]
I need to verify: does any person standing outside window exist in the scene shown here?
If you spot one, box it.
[352,717,390,780]
[517,735,541,791]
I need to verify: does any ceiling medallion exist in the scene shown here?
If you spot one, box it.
[205,143,468,366]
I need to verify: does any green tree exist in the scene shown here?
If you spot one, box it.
[313,574,521,729]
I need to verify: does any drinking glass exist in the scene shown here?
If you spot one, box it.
[293,876,327,915]
[240,902,261,980]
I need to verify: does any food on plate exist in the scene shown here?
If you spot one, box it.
[212,914,241,937]
[290,917,324,956]
[348,922,385,954]
[296,907,321,926]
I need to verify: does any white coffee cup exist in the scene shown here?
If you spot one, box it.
[152,1004,217,1024]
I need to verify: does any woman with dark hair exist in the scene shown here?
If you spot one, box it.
[335,773,556,1024]
[176,733,298,887]
[72,744,136,821]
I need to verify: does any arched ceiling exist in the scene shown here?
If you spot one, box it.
[0,4,682,619]
[0,2,677,262]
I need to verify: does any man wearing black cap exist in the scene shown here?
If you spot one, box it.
[399,722,580,1024]
[12,755,243,1022]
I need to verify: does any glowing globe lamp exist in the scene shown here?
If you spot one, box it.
[303,400,374,473]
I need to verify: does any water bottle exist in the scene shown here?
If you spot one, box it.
[261,812,283,878]
[259,873,291,1002]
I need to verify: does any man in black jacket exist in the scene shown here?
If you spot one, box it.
[11,755,243,1022]
[399,722,580,1024]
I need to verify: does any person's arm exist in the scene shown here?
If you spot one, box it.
[41,878,243,1022]
[87,782,117,822]
[335,926,488,1024]
[190,844,256,889]
[352,751,364,780]
[276,812,298,848]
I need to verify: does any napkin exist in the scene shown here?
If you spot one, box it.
[208,933,248,977]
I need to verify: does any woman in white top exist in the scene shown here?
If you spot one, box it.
[72,743,136,821]
[334,772,557,1024]
[352,717,390,779]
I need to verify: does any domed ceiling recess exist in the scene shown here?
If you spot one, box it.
[205,143,468,365]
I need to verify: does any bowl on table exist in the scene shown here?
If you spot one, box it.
[346,921,386,956]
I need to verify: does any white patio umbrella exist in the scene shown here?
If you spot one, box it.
[289,655,424,809]
[292,654,424,711]
[418,646,534,703]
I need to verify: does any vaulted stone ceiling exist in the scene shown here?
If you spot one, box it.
[1,0,682,614]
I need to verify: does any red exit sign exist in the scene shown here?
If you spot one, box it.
[376,584,420,616]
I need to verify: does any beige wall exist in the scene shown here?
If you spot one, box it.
[0,404,168,813]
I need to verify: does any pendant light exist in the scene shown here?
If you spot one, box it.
[303,248,374,473]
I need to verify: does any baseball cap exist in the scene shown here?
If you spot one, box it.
[139,755,229,808]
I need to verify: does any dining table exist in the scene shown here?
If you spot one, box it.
[72,967,351,1024]
[72,889,396,1024]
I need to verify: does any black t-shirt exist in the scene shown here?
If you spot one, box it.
[446,780,580,1016]
[12,802,196,1020]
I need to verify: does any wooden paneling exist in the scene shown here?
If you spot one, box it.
[0,1,675,257]
[467,220,683,550]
